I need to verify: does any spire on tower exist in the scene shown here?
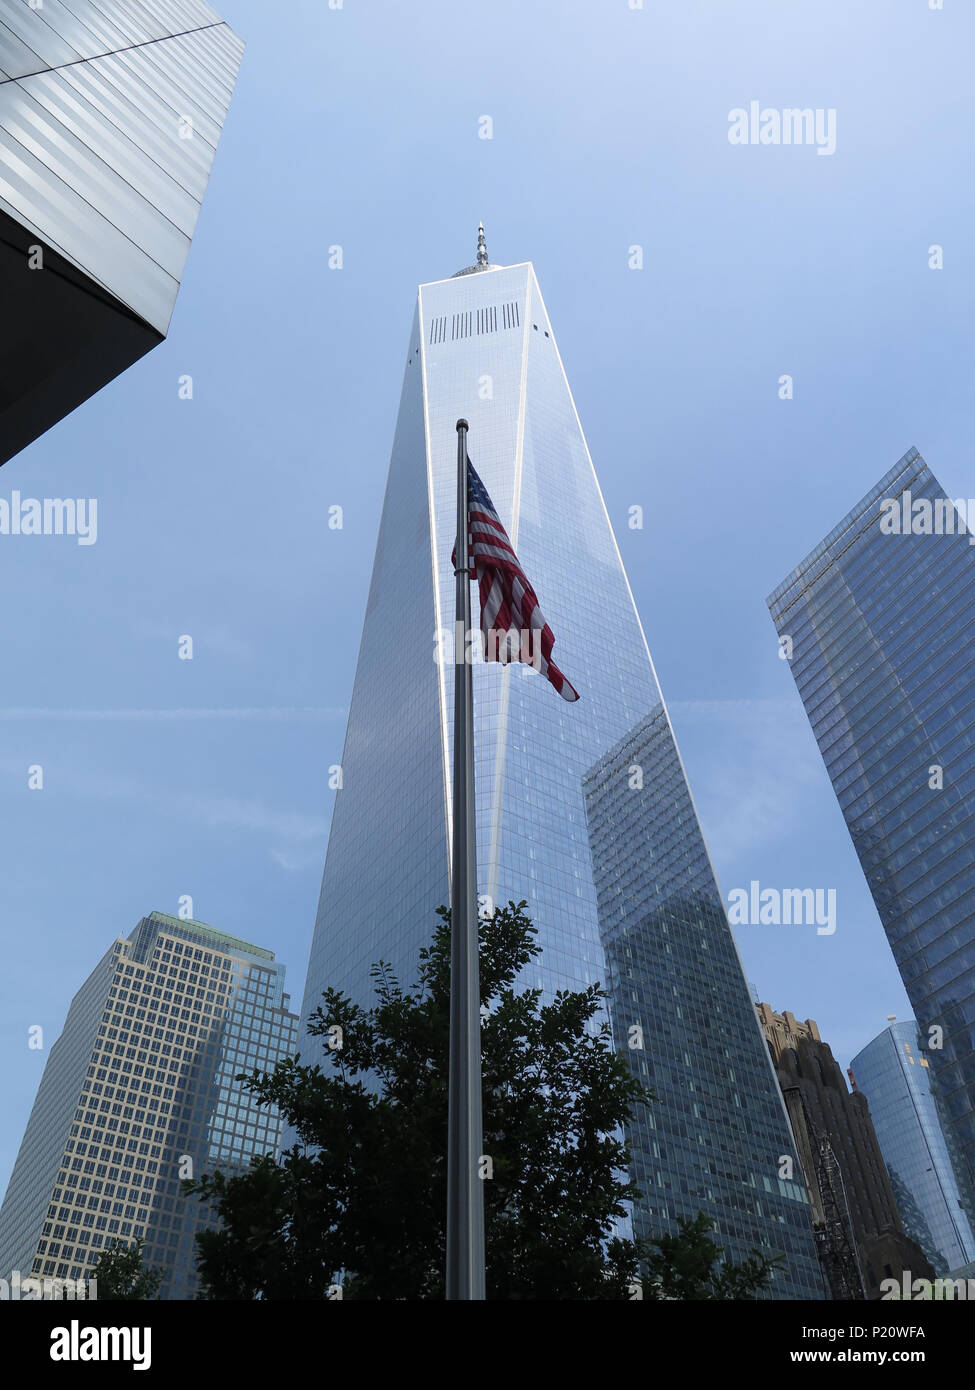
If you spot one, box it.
[452,223,498,277]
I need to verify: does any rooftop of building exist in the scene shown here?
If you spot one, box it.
[755,1002,822,1042]
[766,445,927,618]
[137,911,275,962]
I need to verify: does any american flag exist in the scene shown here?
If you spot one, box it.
[452,456,579,702]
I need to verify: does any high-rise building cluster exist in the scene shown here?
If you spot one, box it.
[2,0,975,1301]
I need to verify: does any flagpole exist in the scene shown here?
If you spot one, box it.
[446,417,485,1300]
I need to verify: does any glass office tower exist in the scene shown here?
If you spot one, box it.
[299,236,823,1296]
[0,0,243,465]
[769,447,975,1213]
[850,1020,975,1275]
[0,912,298,1299]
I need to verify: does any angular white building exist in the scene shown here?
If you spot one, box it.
[0,0,243,465]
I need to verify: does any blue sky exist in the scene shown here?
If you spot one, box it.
[2,0,973,1194]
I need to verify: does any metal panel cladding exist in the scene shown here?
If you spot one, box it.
[0,0,243,334]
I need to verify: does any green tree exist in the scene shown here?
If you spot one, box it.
[89,1237,164,1300]
[639,1213,782,1300]
[189,901,644,1299]
[187,901,785,1300]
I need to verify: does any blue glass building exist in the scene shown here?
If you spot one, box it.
[0,913,297,1299]
[850,1020,975,1275]
[298,235,823,1296]
[769,447,975,1218]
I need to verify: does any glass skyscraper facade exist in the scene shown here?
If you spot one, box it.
[0,0,243,465]
[768,447,975,1217]
[299,242,823,1296]
[850,1020,975,1275]
[0,912,297,1299]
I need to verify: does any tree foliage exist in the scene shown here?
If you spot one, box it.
[187,902,782,1300]
[640,1213,781,1300]
[89,1237,164,1301]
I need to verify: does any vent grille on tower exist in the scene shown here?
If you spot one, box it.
[428,301,520,346]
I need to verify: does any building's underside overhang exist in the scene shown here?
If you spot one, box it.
[0,210,163,468]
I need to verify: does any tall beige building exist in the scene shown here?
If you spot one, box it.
[0,913,298,1299]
